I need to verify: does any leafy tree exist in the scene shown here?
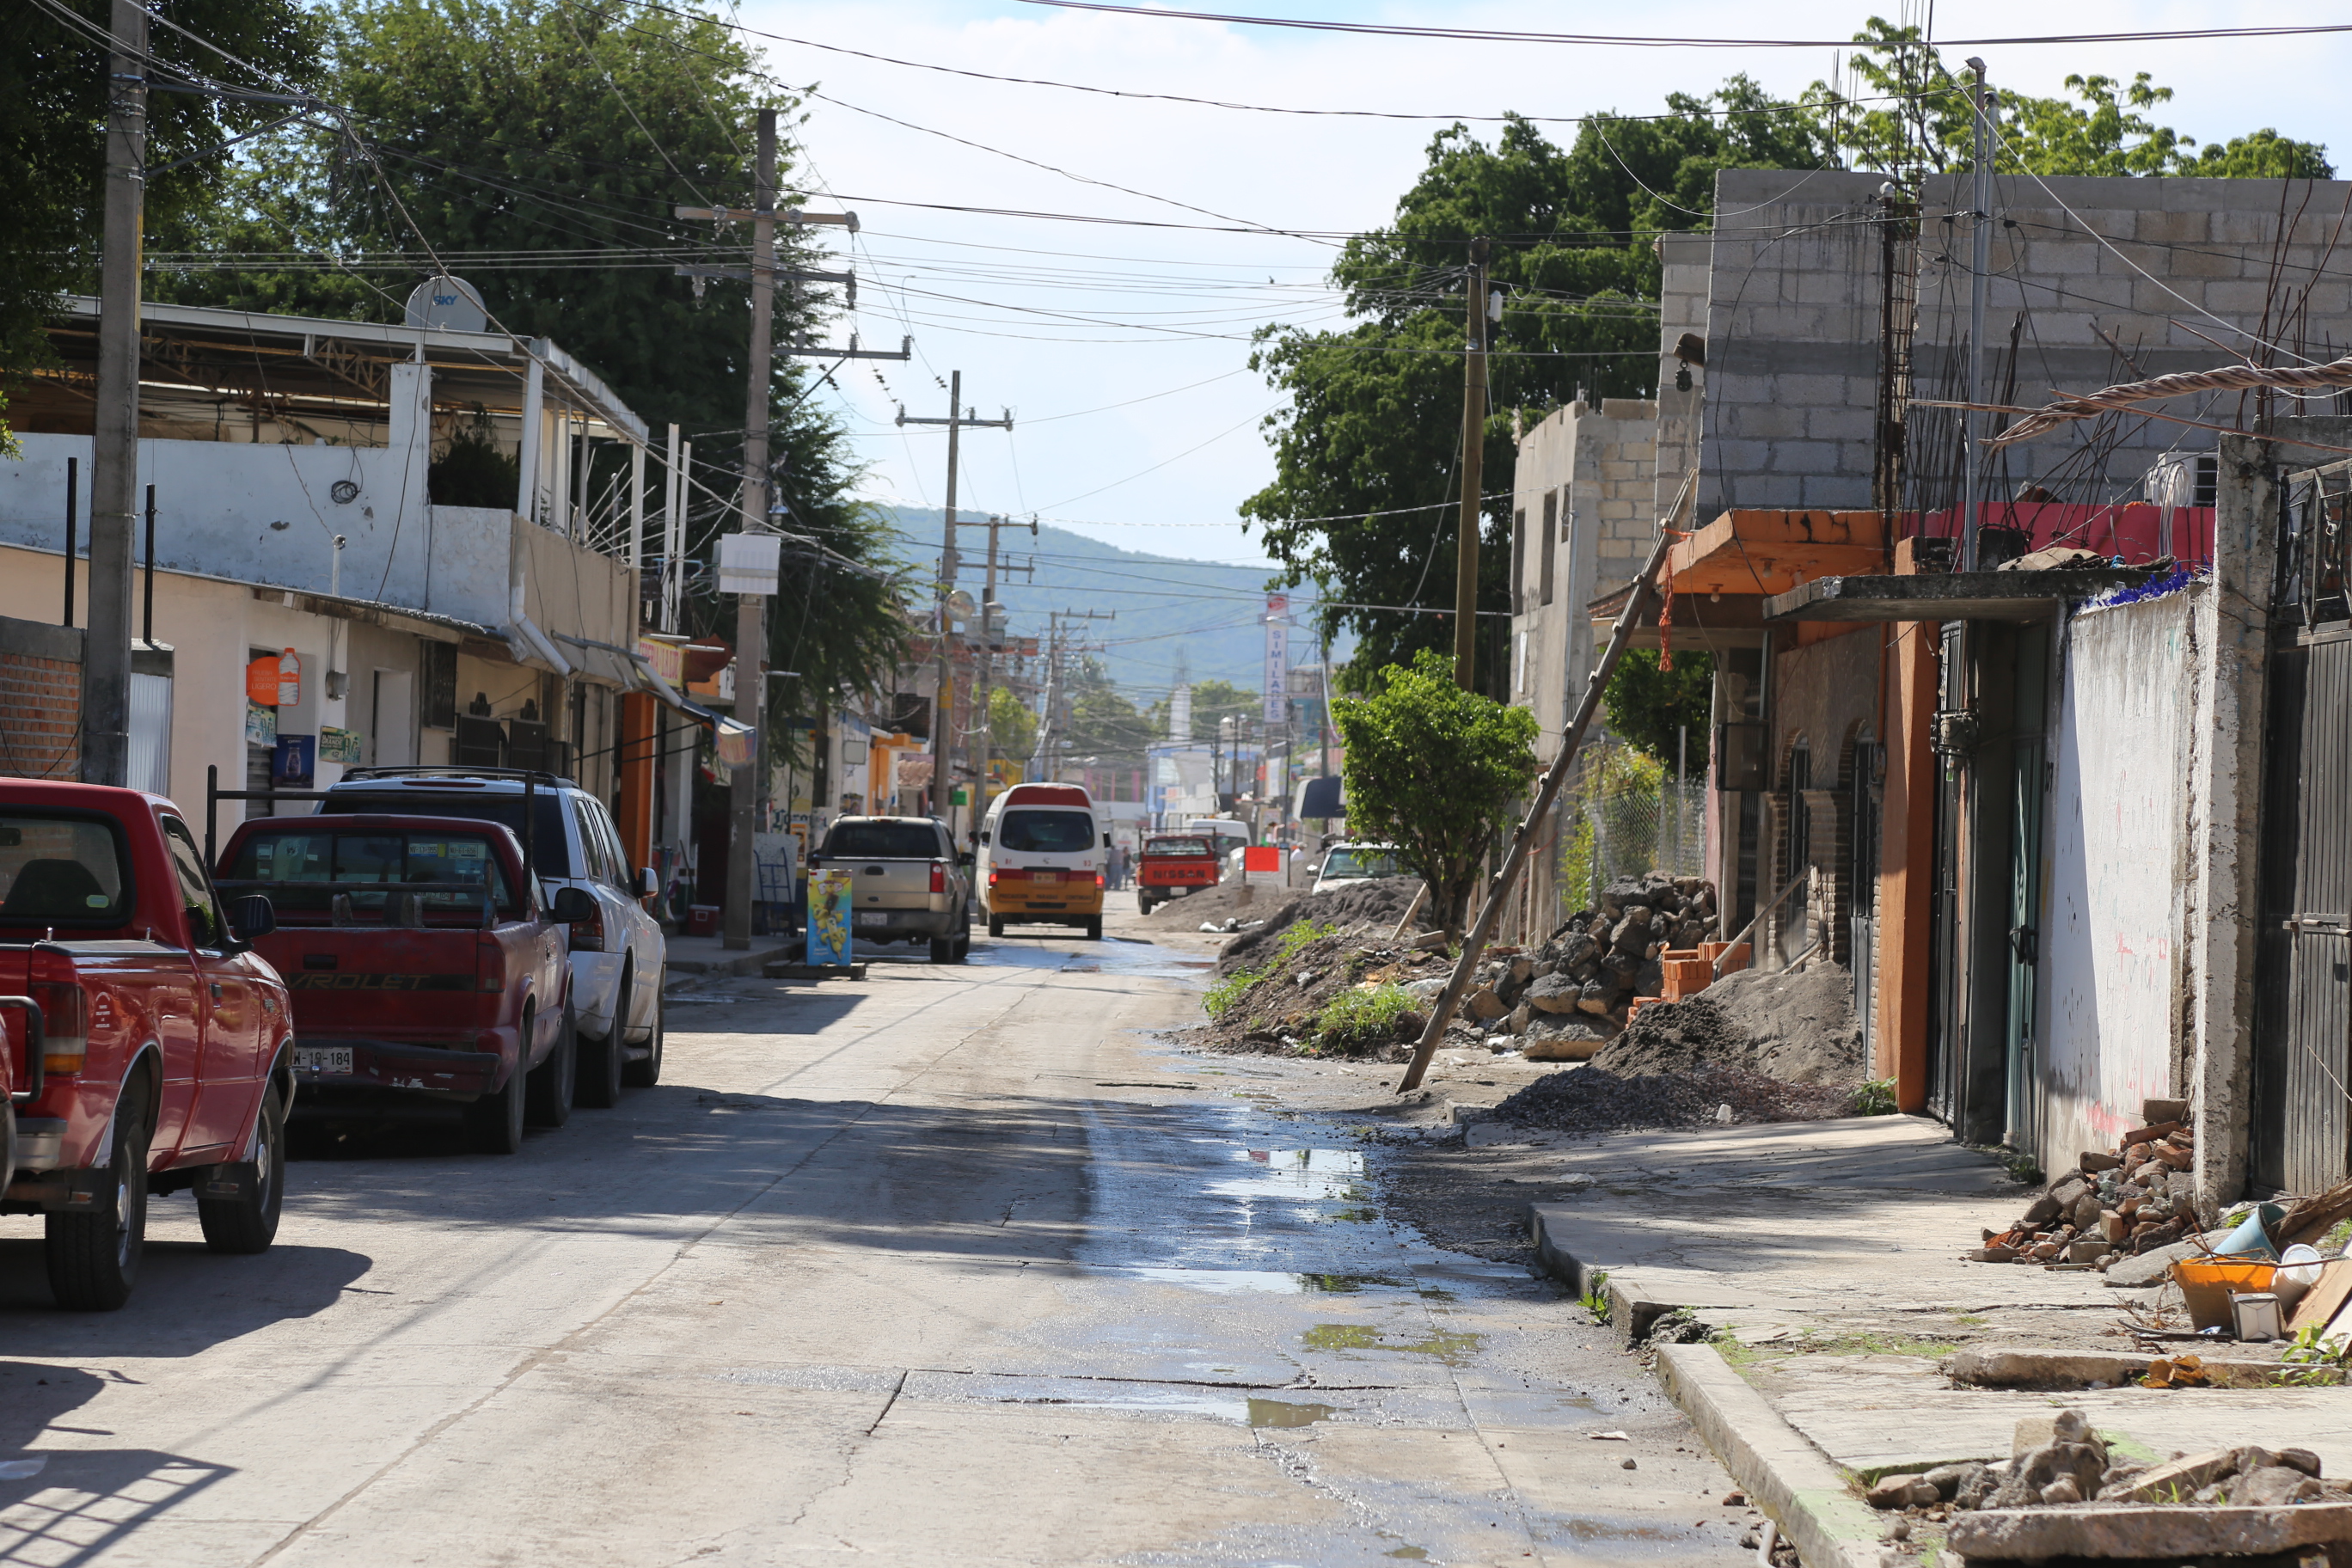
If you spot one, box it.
[1243,93,1829,693]
[1333,649,1539,937]
[1602,650,1714,772]
[987,685,1037,763]
[0,0,322,440]
[1060,658,1155,763]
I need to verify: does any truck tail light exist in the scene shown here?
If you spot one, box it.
[476,935,505,994]
[29,946,88,1075]
[1095,872,1106,890]
[570,900,605,954]
[929,861,946,895]
[991,867,1025,885]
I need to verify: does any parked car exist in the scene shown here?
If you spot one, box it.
[1,779,293,1310]
[1311,842,1404,897]
[977,784,1107,940]
[806,817,971,962]
[1135,833,1218,914]
[314,769,665,1103]
[216,812,588,1155]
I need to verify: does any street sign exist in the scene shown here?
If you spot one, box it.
[717,533,781,596]
[1263,595,1289,724]
[1244,844,1284,886]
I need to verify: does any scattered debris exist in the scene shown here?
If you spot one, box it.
[1490,1063,1855,1136]
[1969,1100,2204,1266]
[1589,961,1865,1087]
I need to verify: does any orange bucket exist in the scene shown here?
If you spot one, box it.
[2173,1258,2278,1332]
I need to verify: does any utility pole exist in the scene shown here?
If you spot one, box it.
[84,0,149,787]
[1452,236,1492,690]
[1963,58,1992,573]
[1031,609,1113,781]
[895,376,1010,832]
[970,512,1037,820]
[722,108,778,952]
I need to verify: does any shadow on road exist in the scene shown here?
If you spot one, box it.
[0,1240,374,1344]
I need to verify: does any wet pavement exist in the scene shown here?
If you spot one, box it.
[0,911,1749,1566]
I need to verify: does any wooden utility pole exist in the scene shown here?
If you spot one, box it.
[895,376,1010,830]
[970,512,1037,815]
[720,108,779,952]
[84,0,150,786]
[1452,236,1492,690]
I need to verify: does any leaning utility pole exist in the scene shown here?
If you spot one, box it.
[721,108,779,952]
[1963,58,1993,573]
[84,0,150,787]
[1452,236,1492,690]
[895,375,1010,830]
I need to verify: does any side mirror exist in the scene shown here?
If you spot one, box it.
[230,893,276,943]
[550,885,596,924]
[957,850,975,867]
[1102,833,1112,849]
[977,830,990,845]
[638,867,659,899]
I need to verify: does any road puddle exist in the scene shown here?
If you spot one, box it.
[1302,1324,1486,1366]
[1246,1398,1338,1429]
[1118,1267,1408,1295]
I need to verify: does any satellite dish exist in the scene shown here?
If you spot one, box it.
[403,275,488,333]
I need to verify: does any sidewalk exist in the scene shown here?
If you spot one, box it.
[1498,1113,2352,1567]
[662,931,796,983]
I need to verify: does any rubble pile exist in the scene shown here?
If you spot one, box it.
[1197,922,1452,1060]
[1868,1409,2351,1525]
[1590,962,1866,1087]
[1214,876,1424,975]
[1488,1063,1855,1136]
[1528,875,1722,1036]
[1971,1101,2201,1265]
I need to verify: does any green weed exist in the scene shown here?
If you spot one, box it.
[1309,983,1414,1054]
[1578,1269,1612,1323]
[1848,1078,1898,1117]
[1277,918,1338,961]
[1204,965,1270,1020]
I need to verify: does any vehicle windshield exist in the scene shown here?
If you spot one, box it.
[997,809,1095,854]
[1321,848,1401,881]
[823,822,940,860]
[0,813,130,925]
[1144,837,1211,857]
[320,792,572,877]
[226,829,517,918]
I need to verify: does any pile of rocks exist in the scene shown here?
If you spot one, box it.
[1968,1099,2197,1265]
[1472,876,1719,1046]
[1870,1410,2348,1525]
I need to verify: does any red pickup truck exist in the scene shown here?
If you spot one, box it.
[1135,834,1220,915]
[214,814,585,1156]
[0,780,294,1310]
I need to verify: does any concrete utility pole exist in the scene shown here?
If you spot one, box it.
[1963,58,1993,573]
[84,0,150,787]
[722,108,780,952]
[969,512,1037,818]
[895,377,1010,830]
[1452,236,1492,690]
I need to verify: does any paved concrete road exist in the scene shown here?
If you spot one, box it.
[2,914,1749,1567]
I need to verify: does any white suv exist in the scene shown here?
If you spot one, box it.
[316,768,667,1104]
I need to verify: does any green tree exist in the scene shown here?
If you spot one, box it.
[0,0,322,439]
[1333,649,1539,937]
[1061,658,1155,763]
[1602,651,1714,772]
[1242,92,1829,693]
[987,685,1037,763]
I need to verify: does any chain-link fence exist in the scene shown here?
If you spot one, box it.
[1554,744,1706,914]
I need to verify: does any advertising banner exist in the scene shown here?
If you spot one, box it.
[1262,595,1289,726]
[806,867,854,966]
[1243,844,1284,886]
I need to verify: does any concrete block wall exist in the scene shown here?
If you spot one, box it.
[0,615,83,780]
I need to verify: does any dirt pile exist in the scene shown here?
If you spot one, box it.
[1590,962,1865,1086]
[1214,876,1424,975]
[1490,1063,1857,1136]
[1192,920,1465,1061]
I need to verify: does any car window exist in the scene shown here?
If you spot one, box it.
[569,798,612,885]
[322,792,572,877]
[1144,837,1212,857]
[225,828,517,917]
[996,810,1094,854]
[824,822,942,859]
[587,799,631,887]
[0,812,131,926]
[1321,848,1400,880]
[160,817,227,948]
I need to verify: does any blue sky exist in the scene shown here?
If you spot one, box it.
[743,1,2352,573]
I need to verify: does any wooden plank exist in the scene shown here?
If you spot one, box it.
[2287,1257,2352,1336]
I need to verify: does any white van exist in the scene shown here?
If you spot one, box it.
[1183,817,1249,872]
[978,782,1107,940]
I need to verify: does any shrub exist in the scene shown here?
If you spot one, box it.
[1204,965,1268,1020]
[1309,983,1413,1053]
[1848,1078,1898,1117]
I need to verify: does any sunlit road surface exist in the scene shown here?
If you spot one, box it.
[0,912,1745,1567]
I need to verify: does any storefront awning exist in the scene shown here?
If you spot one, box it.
[1665,509,1889,596]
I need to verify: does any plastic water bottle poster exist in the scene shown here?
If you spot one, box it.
[808,867,853,966]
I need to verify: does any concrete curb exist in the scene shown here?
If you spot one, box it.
[1525,1207,1678,1342]
[665,946,793,982]
[1656,1344,1884,1568]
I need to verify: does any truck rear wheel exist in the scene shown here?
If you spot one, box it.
[466,1008,530,1155]
[987,914,1005,938]
[929,935,955,963]
[1081,917,1103,941]
[46,1095,150,1310]
[199,1083,285,1255]
[579,979,625,1109]
[525,1004,576,1128]
[622,981,664,1088]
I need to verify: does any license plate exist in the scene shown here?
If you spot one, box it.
[855,910,890,928]
[1032,870,1062,885]
[293,1046,353,1075]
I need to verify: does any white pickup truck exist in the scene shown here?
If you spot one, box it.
[807,817,972,964]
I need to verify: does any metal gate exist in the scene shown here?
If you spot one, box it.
[2255,464,2352,1192]
[1926,624,1967,1124]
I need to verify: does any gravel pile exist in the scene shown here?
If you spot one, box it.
[1491,1063,1857,1136]
[1591,962,1865,1086]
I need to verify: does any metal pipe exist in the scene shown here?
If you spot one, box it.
[1714,870,1810,978]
